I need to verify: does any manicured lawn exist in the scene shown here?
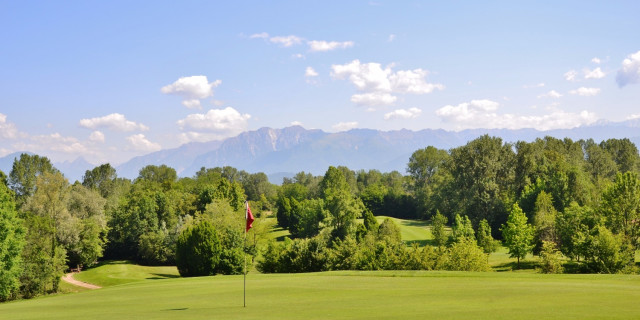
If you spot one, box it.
[73,260,180,287]
[2,268,640,319]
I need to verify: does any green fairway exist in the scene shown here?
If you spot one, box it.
[2,269,640,319]
[73,261,180,287]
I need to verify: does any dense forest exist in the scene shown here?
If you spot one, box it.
[1,135,640,301]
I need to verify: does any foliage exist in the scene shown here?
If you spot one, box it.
[8,153,57,207]
[175,219,221,277]
[320,166,364,239]
[501,203,534,267]
[477,218,499,254]
[431,210,448,247]
[539,241,564,274]
[445,238,491,272]
[532,191,557,254]
[0,180,25,301]
[583,225,634,274]
[452,214,475,243]
[600,172,640,248]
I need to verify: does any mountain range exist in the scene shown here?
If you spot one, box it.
[1,120,639,183]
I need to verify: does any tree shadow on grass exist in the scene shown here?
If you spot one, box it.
[405,239,436,247]
[400,220,429,228]
[493,260,538,272]
[147,273,181,280]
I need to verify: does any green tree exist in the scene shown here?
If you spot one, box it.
[377,218,402,244]
[445,238,491,271]
[539,241,564,274]
[584,225,634,274]
[175,219,221,277]
[66,184,107,267]
[320,166,364,239]
[452,214,475,243]
[431,210,448,247]
[8,153,57,207]
[477,218,499,254]
[82,163,117,198]
[501,203,534,268]
[601,172,640,247]
[362,209,379,232]
[449,135,515,231]
[532,191,558,254]
[0,178,25,301]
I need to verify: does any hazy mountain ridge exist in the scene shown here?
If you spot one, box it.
[1,121,639,183]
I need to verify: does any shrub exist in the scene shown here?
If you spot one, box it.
[175,220,221,277]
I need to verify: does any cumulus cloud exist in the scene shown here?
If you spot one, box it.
[616,50,640,87]
[79,113,149,132]
[89,131,105,143]
[290,121,303,127]
[305,67,318,77]
[308,40,354,52]
[177,107,251,142]
[564,70,578,81]
[126,134,161,152]
[384,108,422,120]
[584,67,606,79]
[537,90,563,99]
[591,57,601,64]
[435,99,597,131]
[332,121,358,131]
[351,92,397,106]
[270,35,304,47]
[249,32,269,39]
[161,75,222,108]
[569,87,601,96]
[0,113,19,139]
[14,133,89,154]
[331,59,443,106]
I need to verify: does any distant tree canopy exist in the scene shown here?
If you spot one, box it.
[2,135,640,300]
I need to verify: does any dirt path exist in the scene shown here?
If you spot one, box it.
[62,273,102,289]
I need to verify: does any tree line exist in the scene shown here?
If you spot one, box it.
[1,135,639,301]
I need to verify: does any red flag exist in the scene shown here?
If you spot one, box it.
[245,201,255,232]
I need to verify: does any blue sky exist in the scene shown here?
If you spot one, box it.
[1,1,639,165]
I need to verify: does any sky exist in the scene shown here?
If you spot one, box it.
[1,0,639,165]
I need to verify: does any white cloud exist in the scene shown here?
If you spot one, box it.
[435,99,597,131]
[584,67,606,79]
[269,35,303,47]
[537,90,563,99]
[79,113,149,132]
[182,99,202,109]
[350,92,397,106]
[616,50,640,87]
[384,108,422,120]
[332,121,358,131]
[591,57,601,64]
[14,133,89,154]
[331,59,443,106]
[89,131,105,143]
[161,75,222,109]
[523,83,545,89]
[177,107,251,142]
[564,70,578,81]
[627,114,640,120]
[388,34,396,42]
[305,67,318,77]
[290,121,303,127]
[307,40,354,52]
[250,32,269,39]
[292,53,305,59]
[0,113,19,139]
[569,87,601,96]
[126,134,161,152]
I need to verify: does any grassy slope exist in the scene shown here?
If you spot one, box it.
[73,261,180,287]
[2,268,640,320]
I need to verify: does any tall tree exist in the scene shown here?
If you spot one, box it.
[477,218,499,254]
[431,210,448,247]
[501,203,534,268]
[601,172,640,247]
[8,154,57,207]
[532,191,558,253]
[0,178,25,301]
[320,166,364,239]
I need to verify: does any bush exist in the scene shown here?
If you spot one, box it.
[445,239,491,272]
[175,220,221,277]
[539,241,564,274]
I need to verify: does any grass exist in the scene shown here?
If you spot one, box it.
[73,260,179,287]
[2,264,640,319]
